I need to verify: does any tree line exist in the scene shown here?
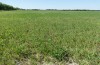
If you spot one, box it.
[0,2,19,10]
[0,2,99,11]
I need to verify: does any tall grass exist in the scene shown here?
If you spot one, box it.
[0,11,100,65]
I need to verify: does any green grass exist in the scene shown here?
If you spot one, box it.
[0,10,100,65]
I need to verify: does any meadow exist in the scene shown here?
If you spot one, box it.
[0,10,100,65]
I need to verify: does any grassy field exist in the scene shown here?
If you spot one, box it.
[0,10,100,65]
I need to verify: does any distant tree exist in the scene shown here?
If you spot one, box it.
[46,9,57,10]
[0,2,19,10]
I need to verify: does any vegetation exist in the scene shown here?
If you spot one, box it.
[0,10,100,65]
[0,2,19,10]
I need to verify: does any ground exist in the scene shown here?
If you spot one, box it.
[0,10,100,65]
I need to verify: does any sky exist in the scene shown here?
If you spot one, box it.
[0,0,100,10]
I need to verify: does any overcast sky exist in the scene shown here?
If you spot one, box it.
[0,0,99,10]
